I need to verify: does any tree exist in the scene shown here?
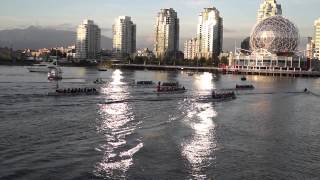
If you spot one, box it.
[199,57,206,67]
[133,56,147,64]
[212,55,220,67]
[220,56,229,65]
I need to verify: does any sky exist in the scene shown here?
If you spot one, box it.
[0,0,319,49]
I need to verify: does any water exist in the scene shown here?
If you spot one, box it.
[1,66,320,179]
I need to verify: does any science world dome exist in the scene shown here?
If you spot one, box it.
[250,16,299,54]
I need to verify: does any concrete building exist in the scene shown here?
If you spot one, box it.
[113,16,136,57]
[135,48,155,59]
[306,37,315,59]
[184,38,198,60]
[153,8,179,60]
[196,7,223,60]
[76,19,101,60]
[257,0,282,22]
[314,18,320,59]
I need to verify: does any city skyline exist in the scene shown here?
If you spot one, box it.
[0,0,319,50]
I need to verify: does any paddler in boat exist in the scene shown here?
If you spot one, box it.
[212,90,216,98]
[157,81,161,92]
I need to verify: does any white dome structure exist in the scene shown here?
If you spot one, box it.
[250,16,299,55]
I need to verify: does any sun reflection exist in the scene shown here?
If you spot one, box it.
[182,102,217,179]
[194,72,214,91]
[111,69,124,86]
[95,69,143,178]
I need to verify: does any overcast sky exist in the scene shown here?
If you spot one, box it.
[0,0,319,49]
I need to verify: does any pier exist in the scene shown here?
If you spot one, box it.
[112,64,320,77]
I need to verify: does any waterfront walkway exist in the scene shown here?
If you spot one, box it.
[112,64,320,77]
[112,63,221,71]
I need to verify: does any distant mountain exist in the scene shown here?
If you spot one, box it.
[0,26,112,50]
[0,26,307,52]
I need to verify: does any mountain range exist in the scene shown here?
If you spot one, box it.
[0,26,112,50]
[0,26,307,52]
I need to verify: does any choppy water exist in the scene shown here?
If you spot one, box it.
[1,66,320,180]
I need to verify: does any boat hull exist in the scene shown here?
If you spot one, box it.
[48,92,99,97]
[27,67,49,73]
[155,89,187,94]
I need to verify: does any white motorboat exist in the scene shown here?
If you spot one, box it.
[27,61,62,73]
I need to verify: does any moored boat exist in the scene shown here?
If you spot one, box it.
[241,76,247,81]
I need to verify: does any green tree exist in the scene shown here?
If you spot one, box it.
[220,56,229,65]
[199,57,206,67]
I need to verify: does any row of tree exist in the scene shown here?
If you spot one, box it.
[128,55,229,67]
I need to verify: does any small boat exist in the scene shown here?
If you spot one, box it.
[94,78,107,84]
[212,90,236,100]
[48,66,62,80]
[236,84,255,90]
[27,61,62,73]
[187,72,194,76]
[137,81,154,85]
[156,82,187,94]
[241,76,247,81]
[48,88,99,96]
[98,67,108,71]
[135,81,156,88]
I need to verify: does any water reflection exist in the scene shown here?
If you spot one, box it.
[182,102,218,179]
[194,72,214,91]
[95,69,143,178]
[183,73,217,179]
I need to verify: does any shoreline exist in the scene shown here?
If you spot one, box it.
[0,60,98,67]
[112,64,320,77]
[2,62,320,78]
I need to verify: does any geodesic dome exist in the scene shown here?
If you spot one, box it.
[250,16,299,54]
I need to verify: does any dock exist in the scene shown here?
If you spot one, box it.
[112,64,320,77]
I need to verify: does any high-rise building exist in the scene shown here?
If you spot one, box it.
[76,19,101,60]
[314,18,320,59]
[306,37,315,59]
[184,38,197,60]
[257,0,282,22]
[113,16,136,56]
[196,7,223,60]
[153,8,179,60]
